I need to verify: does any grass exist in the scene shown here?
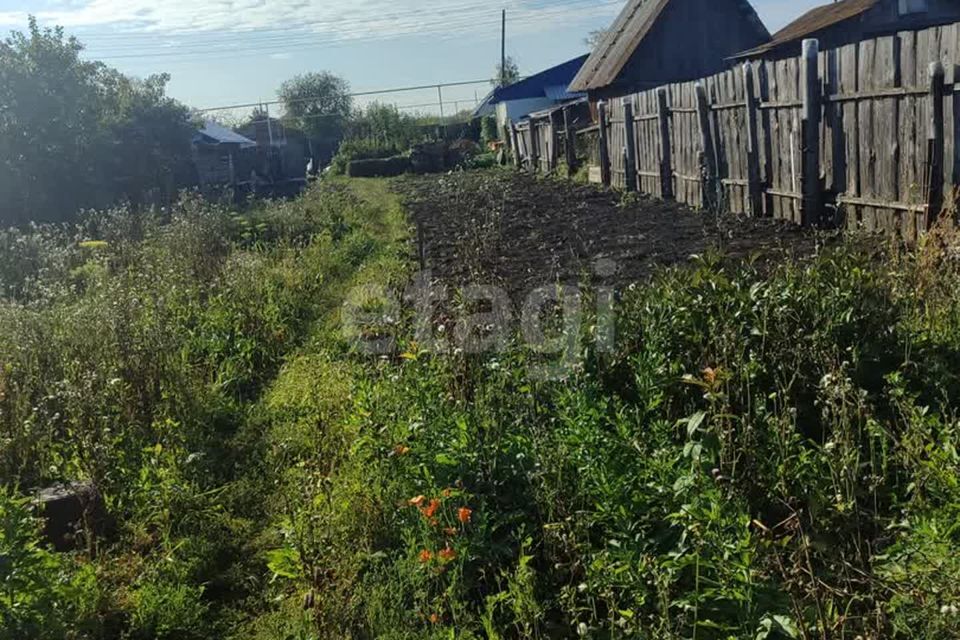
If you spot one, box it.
[2,174,960,639]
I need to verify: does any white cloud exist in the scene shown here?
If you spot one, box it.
[15,0,622,41]
[0,11,29,25]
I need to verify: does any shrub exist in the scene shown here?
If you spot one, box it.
[330,139,401,175]
[346,156,411,178]
[0,488,90,639]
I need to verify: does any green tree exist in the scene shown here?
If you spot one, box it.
[278,72,352,141]
[0,19,102,223]
[0,18,195,224]
[493,56,521,88]
[96,69,196,208]
[347,102,422,149]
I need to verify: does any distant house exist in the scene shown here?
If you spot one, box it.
[473,54,588,131]
[237,117,308,183]
[569,0,769,102]
[192,121,257,188]
[732,0,960,61]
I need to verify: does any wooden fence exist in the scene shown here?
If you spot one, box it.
[515,22,960,240]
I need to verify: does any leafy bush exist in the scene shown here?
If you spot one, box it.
[330,139,402,175]
[0,488,97,639]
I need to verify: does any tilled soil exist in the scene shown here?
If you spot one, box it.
[397,171,820,298]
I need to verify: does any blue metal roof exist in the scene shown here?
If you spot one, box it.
[473,54,588,116]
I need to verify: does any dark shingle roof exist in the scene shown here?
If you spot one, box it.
[732,0,879,59]
[570,0,769,92]
[569,0,674,92]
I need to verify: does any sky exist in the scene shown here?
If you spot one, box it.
[0,0,826,119]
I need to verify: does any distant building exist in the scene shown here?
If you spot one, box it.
[192,121,257,189]
[732,0,960,61]
[237,117,308,184]
[569,0,769,103]
[474,54,588,131]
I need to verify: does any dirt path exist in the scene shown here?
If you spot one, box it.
[397,171,818,298]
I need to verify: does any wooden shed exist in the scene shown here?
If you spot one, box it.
[732,0,960,61]
[568,0,769,102]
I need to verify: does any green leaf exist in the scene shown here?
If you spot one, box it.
[265,547,301,581]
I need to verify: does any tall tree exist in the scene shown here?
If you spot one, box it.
[493,56,521,88]
[0,18,195,224]
[278,72,352,141]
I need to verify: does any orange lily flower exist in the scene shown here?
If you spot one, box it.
[439,546,457,562]
[457,507,472,524]
[418,549,433,563]
[421,499,441,519]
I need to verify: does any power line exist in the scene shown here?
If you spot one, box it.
[196,78,497,113]
[78,0,620,61]
[73,0,617,42]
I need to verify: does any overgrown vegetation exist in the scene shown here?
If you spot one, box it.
[0,19,196,225]
[3,167,960,639]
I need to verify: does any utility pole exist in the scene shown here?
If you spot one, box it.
[437,85,445,123]
[501,9,507,86]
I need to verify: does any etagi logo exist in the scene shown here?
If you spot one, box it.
[341,259,619,381]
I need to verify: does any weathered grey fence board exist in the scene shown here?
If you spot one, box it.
[517,21,960,240]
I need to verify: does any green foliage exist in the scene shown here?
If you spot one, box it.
[348,102,424,150]
[5,168,960,640]
[330,139,404,175]
[480,116,499,146]
[278,72,352,141]
[493,56,521,88]
[0,487,70,640]
[0,18,195,225]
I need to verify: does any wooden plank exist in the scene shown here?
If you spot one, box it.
[858,37,878,231]
[878,36,901,234]
[744,62,762,217]
[598,101,611,187]
[563,106,576,173]
[622,97,638,192]
[657,87,674,199]
[898,30,919,243]
[758,62,774,217]
[928,61,946,228]
[801,39,822,227]
[696,82,717,210]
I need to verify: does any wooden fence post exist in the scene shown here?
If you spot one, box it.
[598,101,611,188]
[743,62,762,217]
[529,122,540,173]
[927,61,946,229]
[550,110,563,172]
[622,97,638,192]
[509,122,521,169]
[695,83,717,209]
[656,87,673,199]
[801,39,822,227]
[563,106,577,174]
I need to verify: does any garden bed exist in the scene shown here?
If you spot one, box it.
[398,170,820,298]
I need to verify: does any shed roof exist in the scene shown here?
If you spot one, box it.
[569,0,768,92]
[732,0,879,59]
[472,54,588,117]
[195,121,257,147]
